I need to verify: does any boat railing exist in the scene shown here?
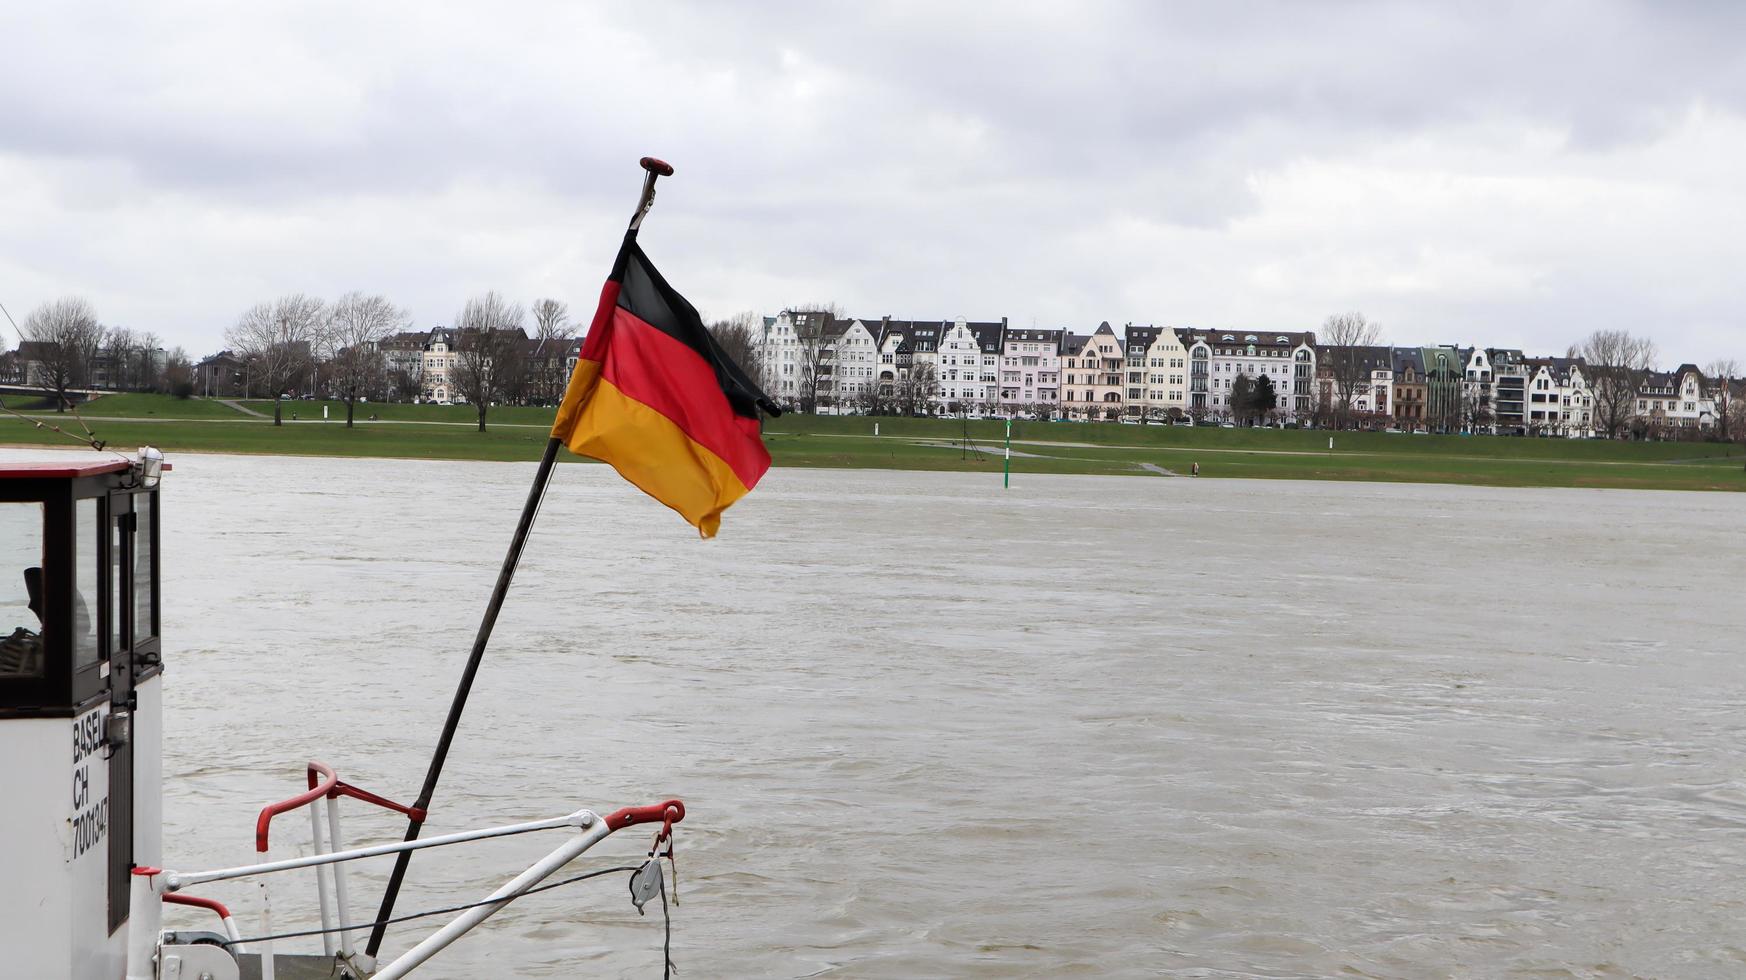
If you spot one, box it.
[161,892,243,946]
[248,760,426,967]
[128,787,684,980]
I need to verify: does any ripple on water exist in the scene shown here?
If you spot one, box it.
[153,457,1746,978]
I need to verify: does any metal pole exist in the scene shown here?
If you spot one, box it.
[308,799,337,957]
[326,796,357,960]
[371,821,613,980]
[170,810,591,888]
[366,156,673,958]
[1004,417,1011,488]
[363,435,562,955]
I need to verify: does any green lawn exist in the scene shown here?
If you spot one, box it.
[4,400,1743,492]
[3,392,262,419]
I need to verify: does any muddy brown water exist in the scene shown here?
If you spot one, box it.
[157,455,1746,978]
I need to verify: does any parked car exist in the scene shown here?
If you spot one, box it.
[1220,422,1236,429]
[1118,417,1140,425]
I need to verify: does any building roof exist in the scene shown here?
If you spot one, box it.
[1003,328,1062,349]
[1060,332,1092,356]
[1316,345,1393,372]
[875,318,942,354]
[1125,324,1163,352]
[961,320,1005,354]
[1184,329,1315,351]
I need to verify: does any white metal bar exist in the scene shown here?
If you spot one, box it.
[308,796,337,957]
[220,915,244,947]
[326,795,357,959]
[372,821,614,980]
[168,810,594,889]
[124,873,161,980]
[259,880,276,980]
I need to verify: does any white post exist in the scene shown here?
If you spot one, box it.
[323,405,329,420]
[259,880,276,980]
[307,803,337,957]
[372,820,613,980]
[124,873,162,980]
[325,797,357,960]
[874,422,879,436]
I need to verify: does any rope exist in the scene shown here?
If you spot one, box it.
[0,394,116,454]
[223,863,639,947]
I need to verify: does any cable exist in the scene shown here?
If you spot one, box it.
[224,864,639,947]
[660,867,674,980]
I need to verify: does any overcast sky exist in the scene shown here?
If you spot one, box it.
[3,1,1743,366]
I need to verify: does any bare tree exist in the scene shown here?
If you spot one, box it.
[527,298,575,405]
[326,292,407,427]
[784,306,843,415]
[101,327,134,391]
[1707,359,1739,443]
[163,347,194,399]
[20,297,104,411]
[851,375,893,415]
[390,368,423,403]
[1319,312,1383,429]
[707,311,763,383]
[1574,329,1658,439]
[898,360,938,416]
[226,294,326,426]
[101,327,163,392]
[451,291,528,432]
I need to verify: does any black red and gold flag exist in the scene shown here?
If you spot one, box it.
[551,230,781,537]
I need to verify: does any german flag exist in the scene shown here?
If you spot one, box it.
[551,230,781,537]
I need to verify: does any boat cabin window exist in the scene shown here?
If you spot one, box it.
[134,492,155,643]
[74,497,99,671]
[0,502,45,678]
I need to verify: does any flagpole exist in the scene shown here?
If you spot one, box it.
[365,157,673,959]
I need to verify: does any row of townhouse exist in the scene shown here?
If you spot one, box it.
[1322,345,1598,436]
[754,311,1741,436]
[757,313,1325,421]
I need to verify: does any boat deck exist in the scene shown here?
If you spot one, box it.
[238,952,369,979]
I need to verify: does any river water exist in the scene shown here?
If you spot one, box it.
[156,454,1746,978]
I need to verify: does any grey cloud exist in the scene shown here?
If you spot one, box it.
[0,1,1742,365]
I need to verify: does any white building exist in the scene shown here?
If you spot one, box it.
[935,318,1005,411]
[1524,358,1594,437]
[1186,329,1318,421]
[422,327,457,403]
[869,318,943,410]
[1462,347,1494,430]
[829,319,882,407]
[1636,364,1718,434]
[757,309,839,410]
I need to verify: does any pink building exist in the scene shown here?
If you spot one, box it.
[998,328,1063,417]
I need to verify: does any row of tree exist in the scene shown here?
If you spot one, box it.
[8,297,195,410]
[217,291,578,429]
[5,291,582,431]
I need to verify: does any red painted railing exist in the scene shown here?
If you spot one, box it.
[254,760,425,852]
[163,891,234,921]
[603,799,685,835]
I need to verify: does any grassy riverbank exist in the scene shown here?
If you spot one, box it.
[4,393,1745,491]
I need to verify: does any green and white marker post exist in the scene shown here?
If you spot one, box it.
[1004,417,1012,488]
